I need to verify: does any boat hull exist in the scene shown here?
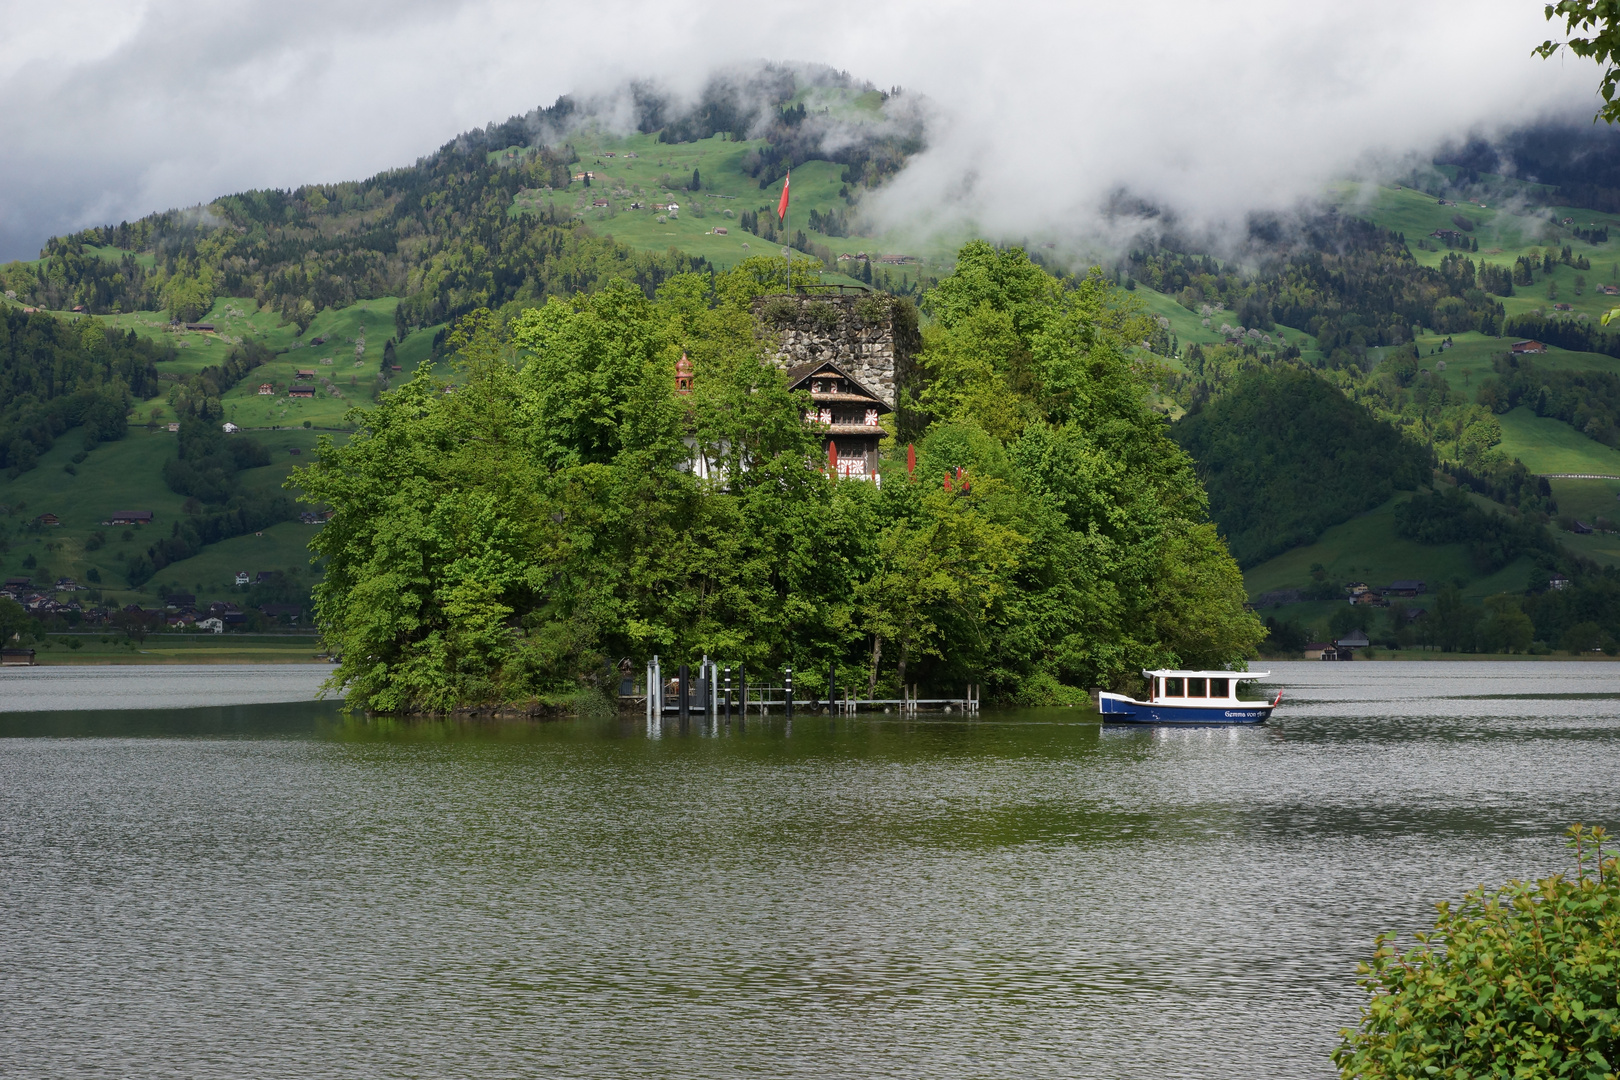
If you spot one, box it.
[1097,692,1273,725]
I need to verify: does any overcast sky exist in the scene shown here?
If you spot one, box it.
[0,0,1606,261]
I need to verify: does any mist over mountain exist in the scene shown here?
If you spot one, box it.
[0,0,1608,262]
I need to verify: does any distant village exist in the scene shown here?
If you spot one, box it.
[1,502,330,655]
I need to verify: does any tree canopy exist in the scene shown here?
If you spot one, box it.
[1171,366,1431,567]
[295,245,1261,713]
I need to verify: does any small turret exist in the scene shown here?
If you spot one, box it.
[675,353,694,395]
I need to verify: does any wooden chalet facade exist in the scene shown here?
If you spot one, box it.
[785,359,890,481]
[673,353,892,483]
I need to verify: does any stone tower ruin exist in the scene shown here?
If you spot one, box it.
[751,291,919,411]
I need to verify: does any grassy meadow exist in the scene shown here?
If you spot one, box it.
[0,419,332,609]
[505,129,928,283]
[30,633,326,664]
[1329,179,1620,327]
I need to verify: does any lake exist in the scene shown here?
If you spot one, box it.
[3,660,1618,1079]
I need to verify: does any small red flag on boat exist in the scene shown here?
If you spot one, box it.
[777,171,790,220]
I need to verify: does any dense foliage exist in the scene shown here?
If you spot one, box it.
[295,246,1261,712]
[1503,313,1620,362]
[1478,353,1620,448]
[0,307,164,476]
[1394,488,1561,574]
[1127,214,1505,370]
[121,416,296,587]
[1335,824,1620,1080]
[1170,368,1430,567]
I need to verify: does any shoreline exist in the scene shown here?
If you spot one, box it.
[1260,650,1620,662]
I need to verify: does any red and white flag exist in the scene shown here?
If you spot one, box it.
[777,171,790,220]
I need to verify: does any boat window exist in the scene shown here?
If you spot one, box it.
[1165,677,1184,697]
[1209,678,1229,698]
[1187,677,1207,697]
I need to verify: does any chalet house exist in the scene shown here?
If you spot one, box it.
[167,423,180,432]
[36,513,60,526]
[235,571,250,586]
[1550,575,1572,591]
[197,617,225,634]
[787,359,891,482]
[184,322,215,332]
[1384,579,1426,597]
[55,578,78,591]
[1,648,36,666]
[258,383,274,395]
[255,571,277,584]
[295,369,316,380]
[164,593,196,610]
[222,422,239,433]
[712,227,728,235]
[1574,519,1595,534]
[1311,630,1371,660]
[289,386,315,398]
[107,511,153,525]
[592,199,609,207]
[1510,340,1547,355]
[1555,303,1573,312]
[4,576,30,591]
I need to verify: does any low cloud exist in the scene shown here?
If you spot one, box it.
[0,0,1607,261]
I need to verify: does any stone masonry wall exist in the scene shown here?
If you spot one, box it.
[751,293,916,409]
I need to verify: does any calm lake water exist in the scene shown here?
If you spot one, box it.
[3,660,1619,1079]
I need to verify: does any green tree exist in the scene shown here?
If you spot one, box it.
[1539,3,1620,124]
[1335,824,1620,1080]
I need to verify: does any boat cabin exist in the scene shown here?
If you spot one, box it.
[1143,669,1268,703]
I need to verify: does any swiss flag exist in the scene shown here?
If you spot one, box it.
[777,171,790,220]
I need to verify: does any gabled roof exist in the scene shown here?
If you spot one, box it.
[785,359,890,412]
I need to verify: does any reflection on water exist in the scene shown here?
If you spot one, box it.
[2,660,1618,1079]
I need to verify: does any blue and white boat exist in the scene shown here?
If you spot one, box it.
[1097,669,1280,725]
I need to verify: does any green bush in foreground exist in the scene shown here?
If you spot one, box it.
[1335,825,1620,1079]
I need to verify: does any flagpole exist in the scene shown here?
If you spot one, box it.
[779,169,791,290]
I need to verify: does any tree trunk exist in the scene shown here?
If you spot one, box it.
[896,639,908,700]
[868,634,882,699]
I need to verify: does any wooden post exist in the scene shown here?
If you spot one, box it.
[723,666,731,721]
[678,663,689,722]
[785,666,794,719]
